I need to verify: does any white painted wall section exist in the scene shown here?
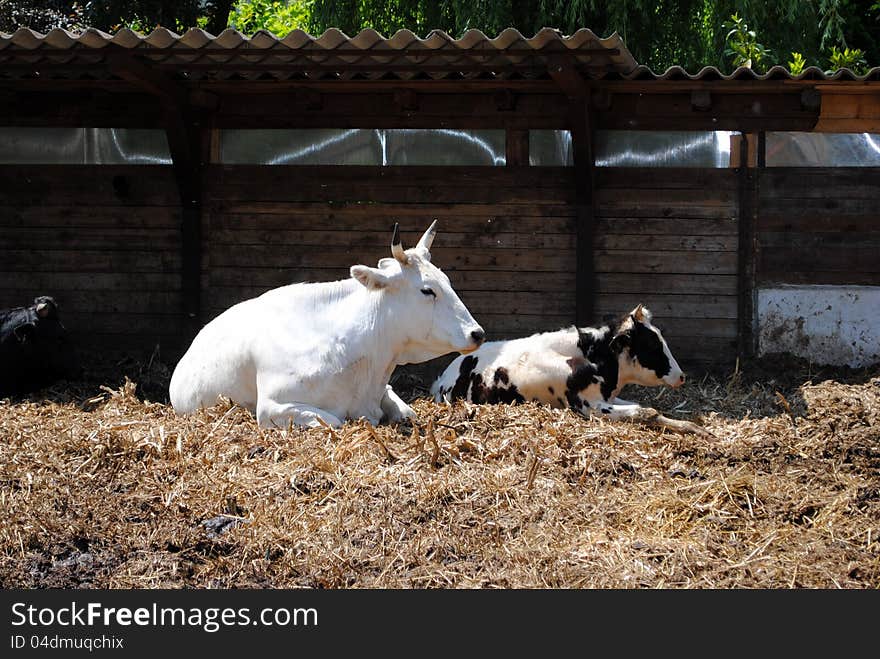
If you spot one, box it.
[757,286,880,367]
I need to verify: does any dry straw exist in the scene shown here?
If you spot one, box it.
[1,352,878,588]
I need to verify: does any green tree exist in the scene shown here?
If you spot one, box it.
[0,0,234,34]
[2,1,877,72]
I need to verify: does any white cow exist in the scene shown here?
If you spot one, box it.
[170,222,485,429]
[431,304,712,437]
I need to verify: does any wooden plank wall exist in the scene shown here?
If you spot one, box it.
[0,163,747,369]
[0,165,183,350]
[202,165,578,340]
[594,168,740,365]
[756,167,880,285]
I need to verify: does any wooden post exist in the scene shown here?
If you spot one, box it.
[737,132,760,359]
[108,53,206,340]
[162,104,204,340]
[549,58,596,327]
[506,129,529,166]
[570,94,596,327]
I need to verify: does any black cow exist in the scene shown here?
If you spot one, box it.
[0,296,80,396]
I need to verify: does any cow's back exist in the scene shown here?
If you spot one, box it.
[432,329,578,406]
[169,281,361,415]
[169,299,260,413]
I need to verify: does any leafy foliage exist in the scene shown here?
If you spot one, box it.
[722,12,772,70]
[787,51,807,74]
[827,44,868,71]
[0,0,85,32]
[228,0,310,36]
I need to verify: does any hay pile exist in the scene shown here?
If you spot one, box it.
[1,354,878,588]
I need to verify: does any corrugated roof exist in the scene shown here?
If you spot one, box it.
[625,64,880,82]
[3,27,878,84]
[0,26,638,81]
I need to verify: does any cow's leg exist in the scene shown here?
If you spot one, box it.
[380,384,416,423]
[583,398,714,438]
[256,398,344,430]
[611,397,642,409]
[588,398,649,420]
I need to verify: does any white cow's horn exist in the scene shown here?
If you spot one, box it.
[416,220,437,257]
[391,223,408,264]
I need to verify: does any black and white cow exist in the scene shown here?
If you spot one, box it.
[0,295,80,396]
[431,304,712,436]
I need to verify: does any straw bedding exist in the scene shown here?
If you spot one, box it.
[1,352,878,588]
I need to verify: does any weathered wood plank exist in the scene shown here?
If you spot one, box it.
[596,188,737,207]
[1,227,180,250]
[595,168,739,190]
[0,272,180,291]
[210,165,574,189]
[594,233,737,252]
[59,312,184,335]
[0,206,181,229]
[756,270,880,286]
[209,201,577,218]
[70,332,188,352]
[596,273,738,295]
[759,231,880,248]
[209,213,576,237]
[758,212,880,232]
[758,246,880,273]
[216,93,570,124]
[759,167,880,194]
[595,217,738,235]
[595,250,738,275]
[210,228,576,250]
[0,166,179,206]
[211,183,575,205]
[0,249,181,272]
[0,289,181,312]
[593,294,738,319]
[758,196,876,216]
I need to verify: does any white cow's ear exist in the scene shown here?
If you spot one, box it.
[351,265,393,290]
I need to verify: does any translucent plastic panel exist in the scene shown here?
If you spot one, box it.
[220,129,383,165]
[383,129,505,166]
[85,128,172,164]
[529,130,573,166]
[766,132,880,166]
[219,129,505,165]
[0,128,171,164]
[595,130,734,167]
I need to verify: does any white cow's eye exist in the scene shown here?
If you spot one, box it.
[421,287,436,298]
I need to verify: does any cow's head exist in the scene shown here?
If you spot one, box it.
[350,221,484,362]
[24,296,80,378]
[610,304,685,388]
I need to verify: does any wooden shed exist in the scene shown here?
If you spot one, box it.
[1,27,878,369]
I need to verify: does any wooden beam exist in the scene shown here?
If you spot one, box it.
[506,129,529,165]
[813,92,880,132]
[106,54,185,106]
[164,107,204,334]
[569,92,596,327]
[737,133,760,359]
[549,58,587,99]
[106,53,205,334]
